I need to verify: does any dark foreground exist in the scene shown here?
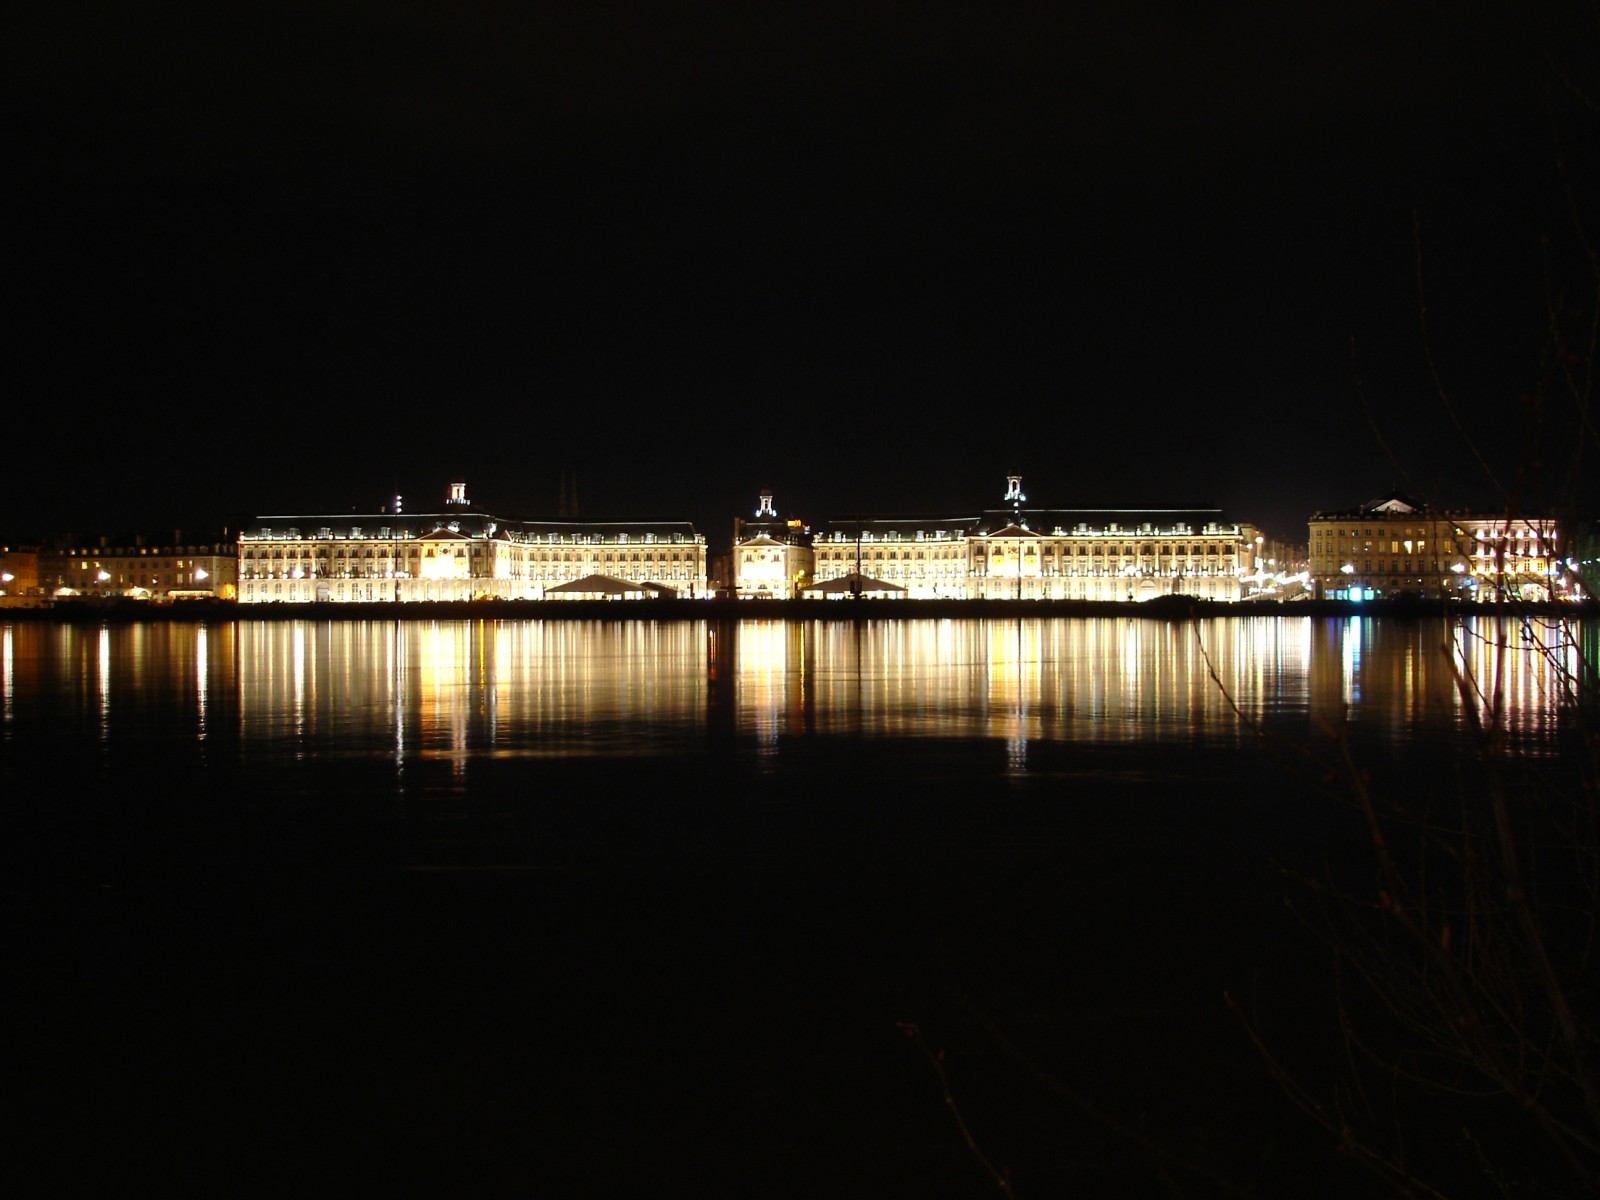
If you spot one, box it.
[13,741,1407,1199]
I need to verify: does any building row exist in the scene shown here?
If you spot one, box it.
[730,479,1272,601]
[1307,493,1572,603]
[0,480,1585,606]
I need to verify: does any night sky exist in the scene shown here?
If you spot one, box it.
[10,2,1598,545]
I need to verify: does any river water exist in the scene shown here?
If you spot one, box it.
[6,614,1592,1196]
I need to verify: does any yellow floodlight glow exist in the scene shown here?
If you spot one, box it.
[419,555,468,581]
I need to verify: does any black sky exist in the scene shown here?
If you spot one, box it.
[9,1,1598,544]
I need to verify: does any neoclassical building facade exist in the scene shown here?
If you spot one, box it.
[1309,494,1568,601]
[236,483,708,603]
[37,537,238,601]
[29,476,1269,607]
[806,476,1261,601]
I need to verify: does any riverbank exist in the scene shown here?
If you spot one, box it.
[3,594,1590,623]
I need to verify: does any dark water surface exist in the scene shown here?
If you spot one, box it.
[6,615,1590,1196]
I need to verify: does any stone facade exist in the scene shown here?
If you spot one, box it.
[38,537,238,601]
[236,484,707,603]
[730,491,815,599]
[809,481,1260,601]
[1309,494,1568,602]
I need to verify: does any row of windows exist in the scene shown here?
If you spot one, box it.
[864,566,1237,578]
[58,548,234,558]
[1313,539,1429,552]
[820,526,1241,543]
[1314,525,1556,548]
[241,548,701,563]
[1317,528,1432,539]
[249,529,700,546]
[57,573,208,586]
[240,572,699,593]
[975,546,1233,558]
[58,558,225,571]
[815,546,1236,561]
[242,566,705,581]
[1314,555,1550,571]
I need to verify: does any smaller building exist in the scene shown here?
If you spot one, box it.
[1308,493,1572,602]
[730,490,814,599]
[0,544,43,606]
[38,534,238,601]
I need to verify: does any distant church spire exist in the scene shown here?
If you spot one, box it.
[756,489,776,519]
[558,470,579,520]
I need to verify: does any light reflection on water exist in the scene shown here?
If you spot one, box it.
[7,612,1591,1199]
[6,610,1588,1200]
[1,616,1590,769]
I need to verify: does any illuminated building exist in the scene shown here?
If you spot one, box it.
[807,475,1261,600]
[0,544,42,605]
[730,490,814,599]
[38,535,238,601]
[1308,493,1572,601]
[236,481,708,603]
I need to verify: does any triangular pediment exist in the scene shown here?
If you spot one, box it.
[1364,493,1423,514]
[415,525,474,542]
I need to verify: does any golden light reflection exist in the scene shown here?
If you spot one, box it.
[238,620,713,771]
[195,624,208,739]
[291,622,308,740]
[735,620,798,762]
[417,620,472,763]
[1,625,10,728]
[1447,617,1584,747]
[1,614,1583,772]
[788,618,1272,745]
[1306,616,1580,749]
[98,624,110,738]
